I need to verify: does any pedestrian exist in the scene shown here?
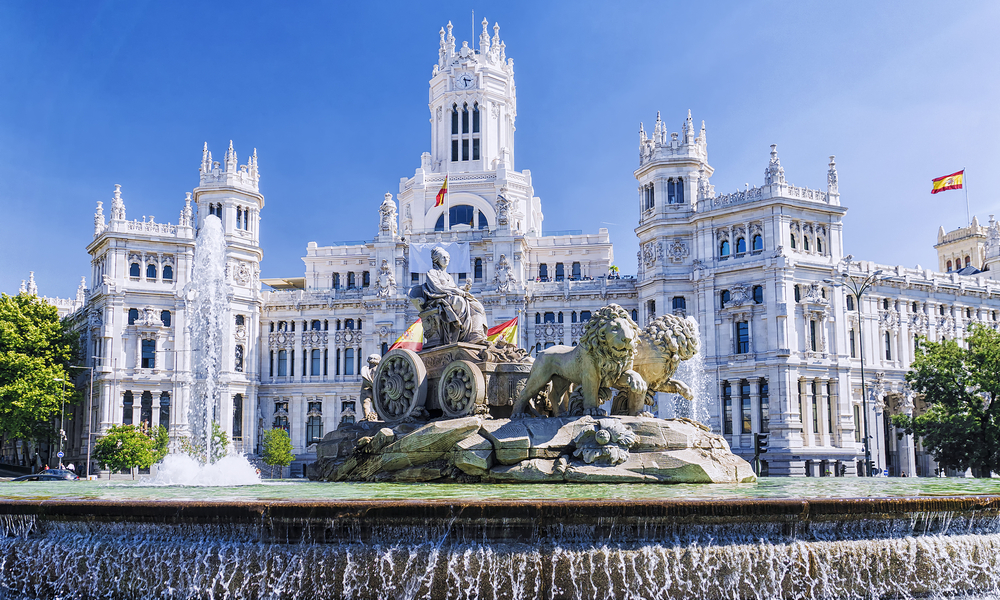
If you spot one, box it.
[900,471,907,477]
[66,462,75,472]
[42,464,49,472]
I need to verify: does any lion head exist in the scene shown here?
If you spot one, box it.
[579,304,642,386]
[633,314,700,388]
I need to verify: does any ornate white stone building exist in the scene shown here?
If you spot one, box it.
[27,19,1000,477]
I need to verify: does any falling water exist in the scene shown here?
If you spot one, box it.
[659,351,712,427]
[187,215,229,464]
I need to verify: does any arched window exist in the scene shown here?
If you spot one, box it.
[966,256,971,267]
[883,298,889,310]
[720,290,731,308]
[544,342,556,349]
[555,263,565,281]
[753,285,764,304]
[344,319,354,330]
[311,320,321,331]
[449,205,475,227]
[122,391,134,425]
[804,237,811,251]
[462,103,469,134]
[472,102,480,133]
[347,272,356,289]
[847,295,855,311]
[790,234,797,249]
[362,271,370,287]
[535,313,541,324]
[736,238,747,254]
[435,214,445,232]
[277,350,288,377]
[580,310,592,322]
[130,263,141,278]
[557,312,564,323]
[235,315,245,327]
[544,312,555,323]
[572,262,581,279]
[474,258,483,280]
[946,260,953,271]
[146,264,157,279]
[817,238,824,254]
[752,235,763,252]
[719,240,730,258]
[631,309,638,321]
[128,308,139,325]
[451,103,459,135]
[539,264,548,280]
[159,392,170,432]
[163,265,173,280]
[535,343,542,354]
[478,212,488,230]
[672,296,686,311]
[571,312,577,323]
[333,273,340,289]
[160,310,171,327]
[236,207,243,229]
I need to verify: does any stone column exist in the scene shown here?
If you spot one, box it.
[899,385,918,477]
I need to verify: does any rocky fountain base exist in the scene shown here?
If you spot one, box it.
[310,415,756,484]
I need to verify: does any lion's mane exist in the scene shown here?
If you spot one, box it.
[579,304,641,388]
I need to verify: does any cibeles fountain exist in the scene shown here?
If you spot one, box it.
[6,245,1000,600]
[311,245,754,484]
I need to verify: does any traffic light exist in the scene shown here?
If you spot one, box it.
[867,460,877,477]
[754,433,768,456]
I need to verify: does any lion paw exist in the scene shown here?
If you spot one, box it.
[636,410,655,419]
[583,407,607,417]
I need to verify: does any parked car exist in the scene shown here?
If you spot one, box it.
[12,469,79,482]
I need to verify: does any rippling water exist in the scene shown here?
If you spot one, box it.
[3,476,1000,502]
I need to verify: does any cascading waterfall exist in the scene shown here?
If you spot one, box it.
[187,215,229,464]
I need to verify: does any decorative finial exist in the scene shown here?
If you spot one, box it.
[764,144,785,185]
[827,155,839,194]
[26,272,37,296]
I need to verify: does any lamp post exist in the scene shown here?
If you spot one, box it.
[826,265,884,477]
[53,377,66,467]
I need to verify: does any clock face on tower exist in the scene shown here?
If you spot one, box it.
[455,73,476,90]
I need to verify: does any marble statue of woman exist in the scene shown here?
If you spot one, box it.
[409,246,488,348]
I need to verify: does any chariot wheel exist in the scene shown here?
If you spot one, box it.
[373,349,427,422]
[438,360,485,418]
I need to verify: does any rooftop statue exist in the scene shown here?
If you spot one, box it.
[408,246,488,349]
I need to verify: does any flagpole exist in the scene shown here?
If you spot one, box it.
[965,167,971,227]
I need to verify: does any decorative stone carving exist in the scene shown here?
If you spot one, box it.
[495,187,512,227]
[870,372,886,412]
[180,193,194,228]
[94,202,105,237]
[803,282,828,305]
[728,283,752,307]
[110,184,126,221]
[374,259,396,298]
[360,354,381,421]
[379,193,398,238]
[234,262,251,286]
[828,155,839,194]
[572,418,637,465]
[763,144,786,185]
[493,253,515,293]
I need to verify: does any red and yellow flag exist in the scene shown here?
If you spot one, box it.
[931,170,964,194]
[435,176,448,207]
[486,317,518,345]
[389,319,424,352]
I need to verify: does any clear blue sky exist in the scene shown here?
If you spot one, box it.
[2,1,998,298]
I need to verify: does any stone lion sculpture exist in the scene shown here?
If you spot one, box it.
[611,314,700,415]
[511,304,648,418]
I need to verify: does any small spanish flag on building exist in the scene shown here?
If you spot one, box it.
[486,317,518,345]
[931,170,964,194]
[435,176,449,207]
[390,318,424,352]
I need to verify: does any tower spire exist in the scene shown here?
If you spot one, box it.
[480,17,490,53]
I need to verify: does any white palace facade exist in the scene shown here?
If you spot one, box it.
[24,20,1000,478]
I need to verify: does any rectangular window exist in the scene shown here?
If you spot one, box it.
[451,140,459,162]
[311,349,321,376]
[324,349,328,376]
[472,107,480,132]
[798,381,804,424]
[885,332,892,360]
[335,348,340,376]
[462,139,469,161]
[759,380,769,434]
[451,109,458,134]
[123,394,133,425]
[291,350,296,377]
[810,320,818,351]
[307,416,323,444]
[854,405,862,442]
[462,108,469,133]
[741,380,752,434]
[141,339,156,369]
[345,348,355,376]
[270,351,274,377]
[472,138,480,161]
[736,321,750,354]
[232,395,243,438]
[849,329,856,358]
[278,350,287,377]
[827,382,834,435]
[723,382,733,435]
[811,382,819,434]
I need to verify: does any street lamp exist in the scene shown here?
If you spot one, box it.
[826,264,884,477]
[53,377,66,468]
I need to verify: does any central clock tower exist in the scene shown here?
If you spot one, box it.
[428,19,517,174]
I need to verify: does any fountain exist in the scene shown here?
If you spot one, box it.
[146,214,259,486]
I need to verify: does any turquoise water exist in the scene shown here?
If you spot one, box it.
[2,476,1000,502]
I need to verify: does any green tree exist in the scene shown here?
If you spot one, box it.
[93,424,158,479]
[0,293,78,443]
[894,323,1000,477]
[261,428,294,478]
[178,421,230,464]
[152,425,170,463]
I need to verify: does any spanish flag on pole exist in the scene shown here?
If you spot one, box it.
[486,317,518,346]
[435,176,449,207]
[931,170,964,194]
[390,319,424,352]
